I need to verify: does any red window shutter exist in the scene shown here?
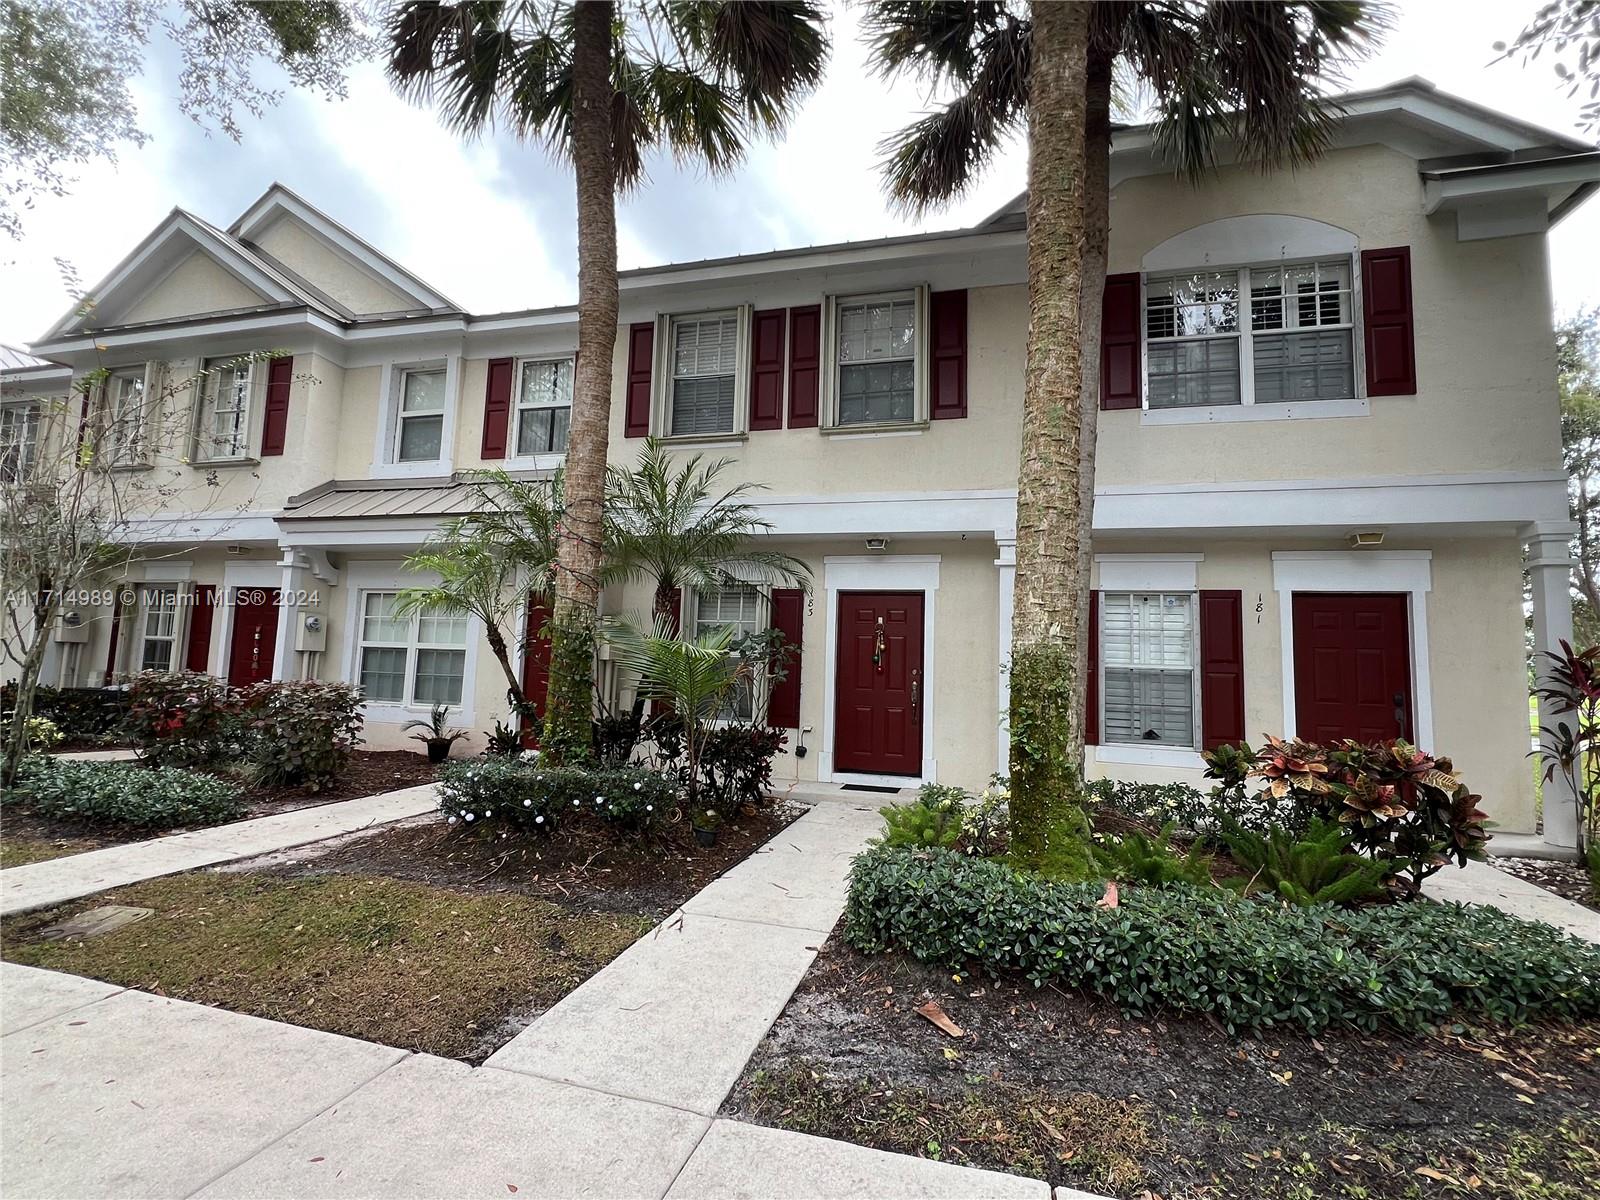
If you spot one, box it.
[1100,272,1142,410]
[787,305,821,428]
[769,588,804,728]
[260,356,293,456]
[929,289,968,420]
[481,357,513,459]
[1199,590,1246,751]
[625,322,655,438]
[749,308,787,431]
[1361,246,1417,396]
[185,584,216,672]
[1084,590,1100,746]
[104,596,123,680]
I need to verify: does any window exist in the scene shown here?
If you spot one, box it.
[694,585,762,721]
[515,358,572,455]
[396,368,446,462]
[0,403,39,483]
[1144,259,1355,409]
[140,588,179,673]
[357,591,468,706]
[1100,592,1196,748]
[197,357,252,460]
[669,313,738,436]
[105,368,147,465]
[836,294,917,425]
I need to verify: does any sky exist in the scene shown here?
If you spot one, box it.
[2,0,1596,349]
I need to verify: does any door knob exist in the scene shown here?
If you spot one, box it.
[910,668,920,714]
[1392,692,1407,738]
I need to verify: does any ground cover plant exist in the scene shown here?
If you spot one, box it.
[6,756,244,829]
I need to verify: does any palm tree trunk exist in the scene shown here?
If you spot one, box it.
[542,0,618,764]
[1070,46,1113,758]
[1008,1,1094,873]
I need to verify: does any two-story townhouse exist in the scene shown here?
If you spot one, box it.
[5,78,1596,848]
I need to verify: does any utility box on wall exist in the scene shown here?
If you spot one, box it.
[295,612,327,654]
[53,611,90,643]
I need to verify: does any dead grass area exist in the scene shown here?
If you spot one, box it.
[725,936,1600,1199]
[0,831,103,869]
[2,872,650,1061]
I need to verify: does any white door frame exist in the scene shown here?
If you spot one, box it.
[1271,550,1434,748]
[819,554,940,787]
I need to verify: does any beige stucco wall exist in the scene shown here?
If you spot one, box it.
[253,216,417,316]
[119,253,267,325]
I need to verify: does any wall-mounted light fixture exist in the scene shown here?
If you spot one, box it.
[1348,530,1386,548]
[864,537,889,551]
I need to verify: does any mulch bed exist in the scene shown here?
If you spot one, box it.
[724,932,1600,1200]
[1494,855,1600,914]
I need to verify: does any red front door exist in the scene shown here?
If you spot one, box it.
[1292,592,1413,743]
[834,591,924,776]
[228,588,280,687]
[520,595,553,744]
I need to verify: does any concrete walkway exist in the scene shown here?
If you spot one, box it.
[0,785,440,916]
[1428,857,1600,943]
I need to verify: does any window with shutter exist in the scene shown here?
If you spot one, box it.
[1100,591,1197,748]
[670,314,739,435]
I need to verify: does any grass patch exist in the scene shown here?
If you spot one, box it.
[1,871,651,1060]
[0,835,97,869]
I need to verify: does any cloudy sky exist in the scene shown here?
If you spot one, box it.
[3,0,1596,348]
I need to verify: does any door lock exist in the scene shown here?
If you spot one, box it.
[1393,691,1408,738]
[910,668,921,713]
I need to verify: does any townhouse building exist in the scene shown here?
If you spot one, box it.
[4,79,1596,846]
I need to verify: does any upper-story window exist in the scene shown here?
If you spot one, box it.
[396,368,446,462]
[1099,591,1197,749]
[0,403,40,483]
[836,293,917,426]
[105,367,148,465]
[516,358,572,455]
[197,357,252,461]
[670,313,739,436]
[1145,258,1355,409]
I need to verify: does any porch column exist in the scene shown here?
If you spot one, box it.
[273,549,340,682]
[995,536,1016,777]
[1526,521,1580,849]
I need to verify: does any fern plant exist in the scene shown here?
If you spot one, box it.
[1094,822,1214,887]
[1221,817,1390,907]
[875,783,967,850]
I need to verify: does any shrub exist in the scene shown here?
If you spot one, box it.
[1085,774,1302,839]
[22,716,63,753]
[1093,822,1214,887]
[1,683,132,745]
[877,784,967,850]
[9,756,244,828]
[437,759,677,834]
[237,680,363,791]
[700,724,786,811]
[1220,816,1391,907]
[960,776,1011,857]
[592,712,643,767]
[124,672,235,767]
[844,846,1600,1034]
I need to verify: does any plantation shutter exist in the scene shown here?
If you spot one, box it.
[768,588,804,728]
[787,304,821,428]
[480,357,513,459]
[1084,590,1100,746]
[929,289,968,420]
[1198,590,1245,750]
[1100,272,1142,410]
[749,308,787,431]
[1360,246,1417,396]
[1100,592,1195,746]
[185,584,216,673]
[260,356,293,456]
[625,322,655,437]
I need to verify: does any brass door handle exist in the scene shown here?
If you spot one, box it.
[910,669,920,713]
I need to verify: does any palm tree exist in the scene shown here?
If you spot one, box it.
[388,1,829,763]
[864,1,1387,868]
[607,437,810,625]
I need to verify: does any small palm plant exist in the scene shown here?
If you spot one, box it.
[404,704,469,764]
[605,616,744,821]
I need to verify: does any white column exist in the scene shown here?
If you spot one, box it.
[1526,522,1580,849]
[995,536,1016,778]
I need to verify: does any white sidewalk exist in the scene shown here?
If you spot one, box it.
[1428,857,1600,943]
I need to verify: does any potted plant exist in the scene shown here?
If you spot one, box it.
[692,807,723,848]
[405,704,468,764]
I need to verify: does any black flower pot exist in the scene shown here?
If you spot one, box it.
[426,739,452,765]
[693,825,717,848]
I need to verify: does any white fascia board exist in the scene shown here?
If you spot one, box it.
[751,489,1019,539]
[117,514,282,545]
[1422,157,1600,216]
[31,310,347,362]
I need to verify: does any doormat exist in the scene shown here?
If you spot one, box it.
[840,784,901,794]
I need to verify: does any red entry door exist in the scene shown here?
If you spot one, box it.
[228,588,280,687]
[834,591,925,776]
[520,595,553,744]
[1292,593,1413,743]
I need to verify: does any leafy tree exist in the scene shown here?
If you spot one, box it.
[1558,307,1600,643]
[387,0,828,764]
[864,1,1385,868]
[607,437,810,625]
[0,0,376,238]
[1496,0,1600,137]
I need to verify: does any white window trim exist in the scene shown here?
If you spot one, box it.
[341,563,479,724]
[0,401,41,482]
[507,354,575,469]
[1139,255,1367,427]
[653,306,752,440]
[1096,589,1202,754]
[686,583,771,725]
[819,553,940,787]
[821,285,930,432]
[104,363,159,467]
[371,355,461,478]
[191,356,260,464]
[139,586,180,674]
[1271,550,1434,749]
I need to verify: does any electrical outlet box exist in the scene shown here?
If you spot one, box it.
[53,611,90,643]
[295,612,327,653]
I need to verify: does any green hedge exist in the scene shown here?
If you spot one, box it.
[9,757,245,829]
[437,758,678,834]
[844,846,1600,1034]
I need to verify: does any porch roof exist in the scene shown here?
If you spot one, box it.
[278,472,550,523]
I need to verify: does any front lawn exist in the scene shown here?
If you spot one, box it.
[726,939,1600,1199]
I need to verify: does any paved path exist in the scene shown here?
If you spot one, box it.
[1428,857,1600,943]
[1,798,1103,1199]
[53,748,139,762]
[0,785,440,916]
